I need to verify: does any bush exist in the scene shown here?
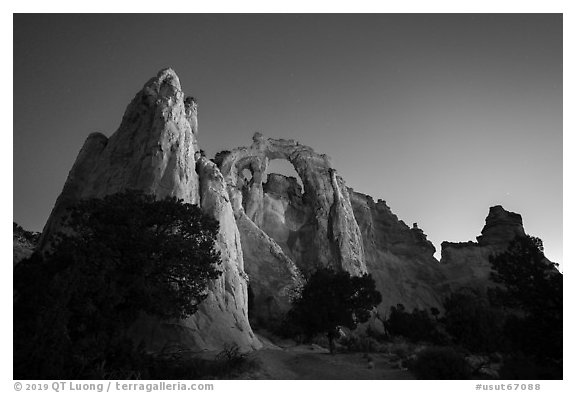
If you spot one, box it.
[410,347,471,379]
[389,341,413,361]
[145,343,260,379]
[339,334,382,353]
[13,222,41,245]
[14,191,222,379]
[216,344,249,374]
[489,235,562,361]
[385,304,446,344]
[285,267,382,353]
[442,291,505,353]
[499,355,562,380]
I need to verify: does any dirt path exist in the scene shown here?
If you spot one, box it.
[241,345,415,380]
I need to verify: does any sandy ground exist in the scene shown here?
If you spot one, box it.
[234,334,415,380]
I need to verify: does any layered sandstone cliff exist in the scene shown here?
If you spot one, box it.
[38,69,260,352]
[217,133,366,276]
[31,69,550,353]
[213,133,369,328]
[349,192,446,315]
[439,205,527,293]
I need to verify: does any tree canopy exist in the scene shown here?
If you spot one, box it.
[285,267,382,353]
[14,190,222,378]
[489,235,561,318]
[489,235,562,363]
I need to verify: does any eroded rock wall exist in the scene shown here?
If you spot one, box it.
[219,133,366,276]
[350,192,446,315]
[34,67,549,352]
[439,205,528,294]
[39,69,200,248]
[260,173,315,271]
[38,69,260,352]
[215,134,369,328]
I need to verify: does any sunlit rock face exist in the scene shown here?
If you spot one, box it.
[216,134,367,327]
[38,69,260,352]
[236,213,304,329]
[34,67,548,352]
[349,192,446,315]
[260,173,315,271]
[39,68,200,249]
[219,133,367,276]
[439,205,527,294]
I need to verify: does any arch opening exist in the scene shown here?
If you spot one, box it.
[264,159,305,196]
[241,168,253,184]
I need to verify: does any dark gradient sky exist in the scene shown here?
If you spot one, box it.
[13,14,562,265]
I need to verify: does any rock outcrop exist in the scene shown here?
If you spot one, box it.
[38,68,260,352]
[350,192,446,315]
[439,205,527,294]
[39,69,200,249]
[218,133,366,276]
[260,173,315,269]
[213,134,368,327]
[236,213,303,329]
[13,223,39,265]
[30,68,551,353]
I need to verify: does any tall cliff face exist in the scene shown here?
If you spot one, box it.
[349,192,446,315]
[215,134,366,327]
[219,133,366,276]
[39,69,260,352]
[33,68,550,352]
[39,69,200,248]
[440,205,528,293]
[260,173,314,268]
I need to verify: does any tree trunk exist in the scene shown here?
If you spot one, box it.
[327,332,335,354]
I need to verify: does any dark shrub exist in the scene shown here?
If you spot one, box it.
[285,267,382,353]
[339,334,381,353]
[385,304,446,344]
[13,222,41,245]
[499,355,562,380]
[14,190,222,379]
[410,346,471,379]
[442,291,506,353]
[489,235,562,361]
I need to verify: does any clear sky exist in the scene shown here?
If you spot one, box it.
[13,14,562,266]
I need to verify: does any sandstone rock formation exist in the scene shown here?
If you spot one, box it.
[236,213,303,329]
[218,132,366,276]
[39,69,200,249]
[439,205,528,294]
[349,192,446,315]
[260,173,314,268]
[13,223,38,265]
[38,68,260,352]
[30,68,550,353]
[213,133,369,328]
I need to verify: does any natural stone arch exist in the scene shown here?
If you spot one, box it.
[265,158,305,195]
[213,133,366,329]
[219,132,366,275]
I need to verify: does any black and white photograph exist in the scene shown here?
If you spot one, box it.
[9,6,567,386]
